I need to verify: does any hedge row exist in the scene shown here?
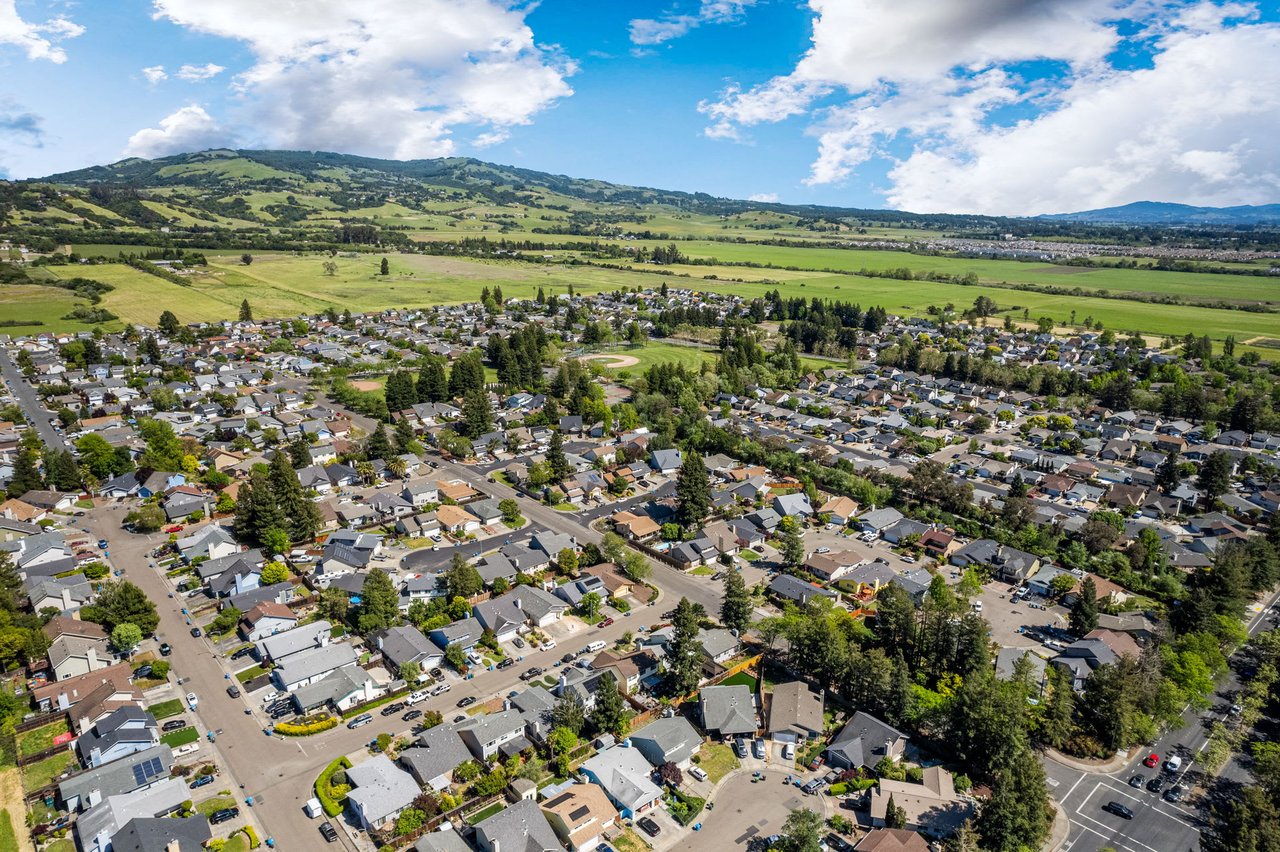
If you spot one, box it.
[315,756,353,818]
[274,717,338,736]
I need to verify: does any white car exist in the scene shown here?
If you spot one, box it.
[407,691,428,705]
[186,692,199,710]
[260,691,279,704]
[431,683,451,696]
[782,742,796,760]
[541,640,557,651]
[815,547,830,554]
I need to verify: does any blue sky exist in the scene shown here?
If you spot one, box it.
[1,0,1277,215]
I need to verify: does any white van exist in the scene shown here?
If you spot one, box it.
[584,640,606,654]
[689,766,708,782]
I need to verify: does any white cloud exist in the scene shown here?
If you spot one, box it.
[748,192,778,202]
[124,105,231,159]
[176,62,225,81]
[0,0,83,63]
[148,0,576,160]
[631,0,757,46]
[141,65,168,85]
[700,0,1278,213]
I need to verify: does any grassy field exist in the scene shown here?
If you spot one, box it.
[695,742,741,784]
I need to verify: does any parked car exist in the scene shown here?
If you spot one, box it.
[346,714,373,729]
[734,738,748,758]
[1103,801,1134,820]
[431,683,451,696]
[752,739,765,759]
[1164,755,1183,773]
[132,665,153,680]
[562,652,577,664]
[260,691,279,704]
[599,618,614,628]
[1143,753,1160,768]
[159,643,172,657]
[403,709,422,721]
[186,692,199,710]
[637,817,661,838]
[430,668,444,679]
[457,696,477,708]
[319,822,338,842]
[189,627,202,638]
[513,638,525,649]
[188,774,214,790]
[407,691,428,705]
[497,658,515,670]
[209,807,240,825]
[231,647,255,660]
[689,766,708,782]
[226,685,240,698]
[1164,784,1185,803]
[802,779,824,795]
[380,703,405,717]
[162,720,188,732]
[1128,775,1144,788]
[782,742,796,760]
[521,667,542,681]
[541,640,557,651]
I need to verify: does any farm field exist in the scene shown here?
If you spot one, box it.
[0,285,96,333]
[658,240,1280,303]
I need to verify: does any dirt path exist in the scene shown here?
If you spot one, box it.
[0,765,34,852]
[576,353,641,368]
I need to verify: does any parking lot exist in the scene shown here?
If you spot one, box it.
[670,764,834,852]
[1052,770,1201,852]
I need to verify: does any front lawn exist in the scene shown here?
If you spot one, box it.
[161,727,200,748]
[148,699,185,720]
[740,549,761,561]
[690,566,714,576]
[611,828,652,852]
[43,837,75,852]
[20,751,77,790]
[16,718,70,757]
[195,795,237,818]
[694,743,739,783]
[235,665,268,683]
[221,835,249,852]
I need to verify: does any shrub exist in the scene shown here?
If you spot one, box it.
[905,766,924,784]
[829,782,848,796]
[315,757,353,817]
[275,717,338,736]
[150,660,170,679]
[453,761,481,783]
[242,825,261,848]
[953,773,972,793]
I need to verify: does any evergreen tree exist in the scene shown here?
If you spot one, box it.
[975,746,1050,852]
[417,358,449,403]
[884,793,907,829]
[239,299,253,321]
[0,553,24,612]
[44,449,81,491]
[385,370,418,413]
[547,431,570,483]
[357,568,401,634]
[288,437,311,469]
[1069,577,1098,636]
[675,448,710,528]
[551,694,586,735]
[269,451,320,542]
[158,310,181,336]
[7,441,43,497]
[81,580,159,634]
[445,553,484,599]
[142,334,162,363]
[779,516,805,569]
[461,389,493,438]
[366,423,394,461]
[664,597,705,696]
[1198,450,1233,504]
[588,671,627,737]
[719,571,752,634]
[380,257,390,275]
[234,467,282,546]
[1156,448,1182,492]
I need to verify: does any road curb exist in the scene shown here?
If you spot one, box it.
[1043,799,1071,852]
[1044,746,1131,775]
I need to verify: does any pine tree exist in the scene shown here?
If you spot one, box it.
[7,442,43,497]
[239,299,253,321]
[1156,449,1182,492]
[385,370,418,413]
[675,448,709,528]
[720,571,752,634]
[1069,577,1099,635]
[588,671,627,737]
[461,389,492,438]
[380,257,390,275]
[417,359,448,403]
[366,424,393,461]
[779,516,805,569]
[158,310,181,336]
[44,450,81,491]
[664,597,705,696]
[357,568,401,634]
[547,431,570,483]
[270,451,320,542]
[234,468,282,546]
[0,553,24,612]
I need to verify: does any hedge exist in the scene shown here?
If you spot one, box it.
[315,756,353,818]
[242,825,261,849]
[275,717,338,736]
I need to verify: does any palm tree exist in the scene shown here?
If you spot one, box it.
[387,457,408,479]
[355,461,375,485]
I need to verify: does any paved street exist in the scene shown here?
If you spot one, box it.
[1044,585,1280,852]
[0,346,69,452]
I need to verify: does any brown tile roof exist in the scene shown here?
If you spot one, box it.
[43,616,108,642]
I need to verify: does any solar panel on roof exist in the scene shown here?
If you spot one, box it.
[569,805,590,820]
[131,756,164,786]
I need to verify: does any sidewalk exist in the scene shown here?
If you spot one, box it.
[1044,745,1132,775]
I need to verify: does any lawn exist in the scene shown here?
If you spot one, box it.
[235,664,268,684]
[148,699,184,720]
[465,802,506,825]
[20,751,77,790]
[221,834,249,852]
[719,672,758,691]
[195,795,238,819]
[16,718,70,757]
[611,827,652,852]
[161,727,200,748]
[694,742,740,784]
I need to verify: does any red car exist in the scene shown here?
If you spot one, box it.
[598,618,614,629]
[1143,753,1159,768]
[164,525,184,534]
